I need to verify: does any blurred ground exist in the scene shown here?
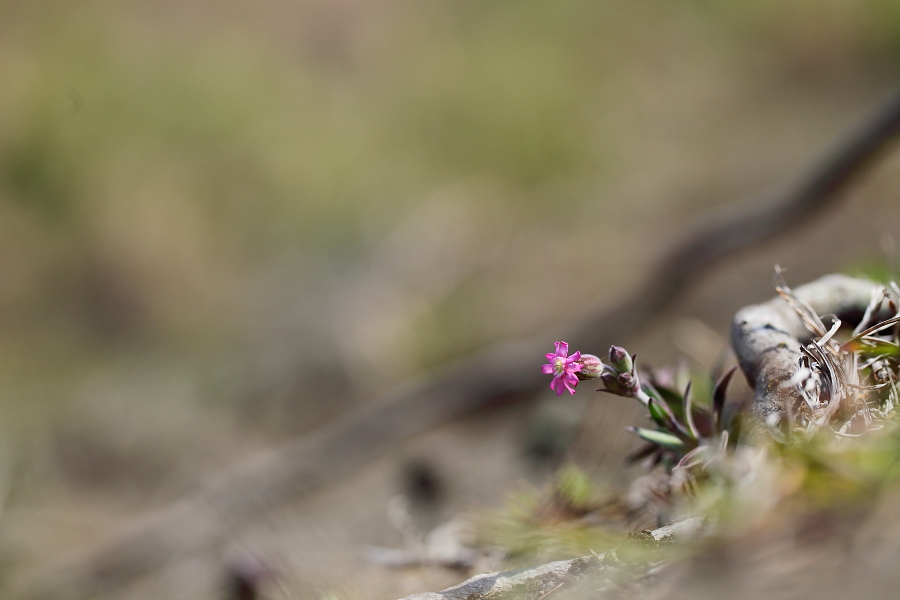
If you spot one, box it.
[2,1,900,598]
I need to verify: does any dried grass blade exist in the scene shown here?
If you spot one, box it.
[818,316,842,347]
[774,266,827,337]
[848,315,900,343]
[816,341,847,422]
[852,286,886,336]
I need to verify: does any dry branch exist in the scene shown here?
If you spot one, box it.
[396,554,605,600]
[394,519,698,600]
[13,87,900,600]
[732,274,881,422]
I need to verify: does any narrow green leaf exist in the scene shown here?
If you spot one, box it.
[647,398,668,427]
[646,382,685,419]
[647,396,692,440]
[626,427,685,450]
[683,382,700,441]
[712,365,738,432]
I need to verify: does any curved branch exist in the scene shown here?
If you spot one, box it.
[731,274,881,423]
[397,555,604,600]
[395,519,699,600]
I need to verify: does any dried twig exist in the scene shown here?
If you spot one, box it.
[395,554,604,600]
[732,274,882,424]
[13,87,900,600]
[394,519,698,600]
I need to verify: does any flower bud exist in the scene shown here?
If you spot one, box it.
[617,371,639,395]
[575,354,603,380]
[598,365,639,397]
[599,370,623,395]
[608,345,633,374]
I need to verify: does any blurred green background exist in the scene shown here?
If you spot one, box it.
[3,1,900,598]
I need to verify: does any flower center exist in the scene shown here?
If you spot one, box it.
[553,356,567,377]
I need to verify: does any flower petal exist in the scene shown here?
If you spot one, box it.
[563,374,578,394]
[542,364,554,374]
[550,377,564,396]
[554,341,569,357]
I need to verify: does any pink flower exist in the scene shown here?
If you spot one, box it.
[542,341,582,396]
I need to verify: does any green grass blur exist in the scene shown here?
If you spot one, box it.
[3,1,900,597]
